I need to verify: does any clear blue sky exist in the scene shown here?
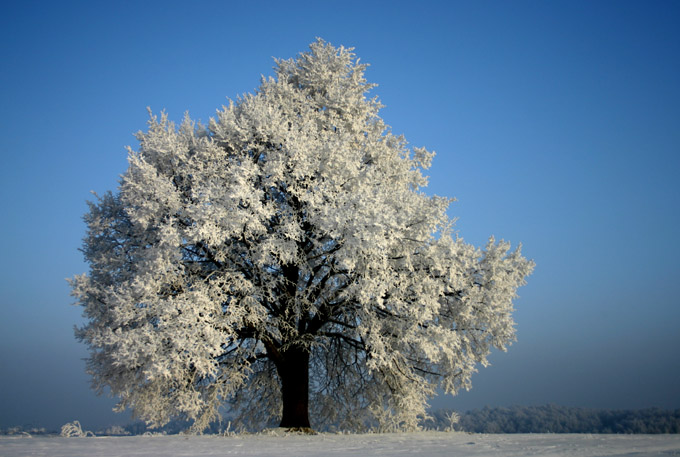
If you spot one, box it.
[1,0,678,431]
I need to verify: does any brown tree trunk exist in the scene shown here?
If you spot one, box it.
[278,345,311,429]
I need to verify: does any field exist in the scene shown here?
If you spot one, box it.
[2,432,679,457]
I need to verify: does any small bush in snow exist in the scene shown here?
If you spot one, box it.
[60,421,94,437]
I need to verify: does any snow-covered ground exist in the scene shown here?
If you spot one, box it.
[2,432,679,457]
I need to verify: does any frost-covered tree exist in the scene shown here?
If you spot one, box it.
[70,39,534,433]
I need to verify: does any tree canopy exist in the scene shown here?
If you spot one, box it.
[70,39,534,432]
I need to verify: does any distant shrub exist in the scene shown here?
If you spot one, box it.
[60,421,95,437]
[101,425,130,436]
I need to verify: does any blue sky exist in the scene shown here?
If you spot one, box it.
[1,1,679,431]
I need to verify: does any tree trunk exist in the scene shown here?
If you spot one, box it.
[278,345,311,429]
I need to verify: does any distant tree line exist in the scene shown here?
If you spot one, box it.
[428,405,680,434]
[3,405,679,435]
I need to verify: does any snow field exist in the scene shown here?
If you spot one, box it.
[2,432,679,457]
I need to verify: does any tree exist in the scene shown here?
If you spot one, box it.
[70,39,534,433]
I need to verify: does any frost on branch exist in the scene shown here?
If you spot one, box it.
[70,39,534,433]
